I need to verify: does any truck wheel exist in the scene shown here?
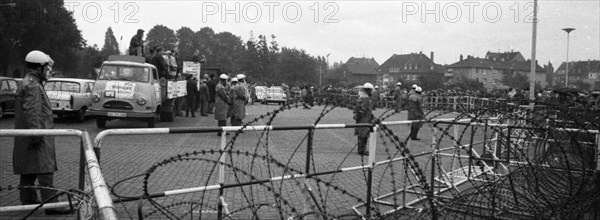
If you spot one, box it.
[76,108,86,122]
[96,117,106,128]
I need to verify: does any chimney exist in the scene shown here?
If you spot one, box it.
[460,54,463,61]
[430,51,434,63]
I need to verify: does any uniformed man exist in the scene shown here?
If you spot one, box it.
[14,50,72,215]
[354,82,374,155]
[215,74,231,136]
[407,86,424,140]
[393,82,403,112]
[230,77,247,126]
[372,85,380,110]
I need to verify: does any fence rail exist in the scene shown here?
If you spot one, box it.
[0,129,116,220]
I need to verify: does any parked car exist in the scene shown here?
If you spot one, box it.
[0,76,18,119]
[254,86,268,102]
[262,87,287,105]
[44,78,95,122]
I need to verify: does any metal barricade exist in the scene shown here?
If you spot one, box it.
[0,129,116,219]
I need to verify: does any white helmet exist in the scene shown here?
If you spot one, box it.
[237,74,246,79]
[412,84,418,89]
[231,78,238,82]
[416,87,423,92]
[219,74,228,80]
[396,82,402,86]
[25,50,53,66]
[363,82,374,89]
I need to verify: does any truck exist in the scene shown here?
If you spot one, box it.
[86,55,187,128]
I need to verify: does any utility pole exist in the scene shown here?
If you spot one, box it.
[528,0,538,101]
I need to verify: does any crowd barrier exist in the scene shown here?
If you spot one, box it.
[92,117,504,219]
[0,129,116,220]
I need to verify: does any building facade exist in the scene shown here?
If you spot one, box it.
[554,60,600,90]
[377,52,445,89]
[326,57,379,86]
[446,51,548,89]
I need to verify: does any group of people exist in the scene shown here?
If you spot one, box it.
[214,74,249,135]
[353,82,425,155]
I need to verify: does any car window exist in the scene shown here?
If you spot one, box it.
[7,80,17,93]
[98,65,149,82]
[44,81,80,93]
[0,80,8,91]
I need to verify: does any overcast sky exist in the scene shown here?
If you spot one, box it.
[67,0,599,67]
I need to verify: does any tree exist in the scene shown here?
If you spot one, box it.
[101,27,120,57]
[277,47,318,85]
[194,27,216,66]
[502,73,530,90]
[145,25,176,51]
[242,31,261,80]
[1,0,83,75]
[74,44,103,79]
[213,31,244,73]
[176,27,195,63]
[418,73,444,90]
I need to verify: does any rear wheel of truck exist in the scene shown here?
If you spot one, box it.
[96,117,106,128]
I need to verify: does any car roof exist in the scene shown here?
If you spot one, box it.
[102,61,157,69]
[47,78,95,83]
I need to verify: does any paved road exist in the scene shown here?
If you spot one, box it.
[1,104,463,219]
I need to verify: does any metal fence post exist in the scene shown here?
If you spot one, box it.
[365,125,377,218]
[218,131,227,220]
[79,138,86,191]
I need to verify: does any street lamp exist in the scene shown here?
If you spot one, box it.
[562,27,575,87]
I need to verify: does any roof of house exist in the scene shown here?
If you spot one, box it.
[447,56,545,73]
[343,57,380,75]
[485,51,525,62]
[555,60,600,76]
[378,53,443,74]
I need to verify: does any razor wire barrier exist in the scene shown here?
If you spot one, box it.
[0,129,117,220]
[93,115,490,220]
[94,96,598,219]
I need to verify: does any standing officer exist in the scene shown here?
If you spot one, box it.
[230,77,247,126]
[14,51,71,214]
[393,82,403,112]
[198,78,210,116]
[215,74,231,135]
[407,86,424,140]
[354,82,374,155]
[372,85,380,110]
[185,75,198,117]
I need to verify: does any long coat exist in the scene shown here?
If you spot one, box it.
[13,71,57,175]
[214,82,231,121]
[407,93,424,127]
[198,83,209,102]
[230,84,247,120]
[353,96,373,137]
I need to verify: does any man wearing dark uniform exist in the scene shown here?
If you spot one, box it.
[407,86,424,140]
[354,82,374,155]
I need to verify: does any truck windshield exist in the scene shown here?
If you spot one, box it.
[44,81,81,93]
[98,65,149,82]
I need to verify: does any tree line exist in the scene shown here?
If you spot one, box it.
[1,1,328,86]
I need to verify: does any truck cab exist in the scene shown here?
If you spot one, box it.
[87,56,185,128]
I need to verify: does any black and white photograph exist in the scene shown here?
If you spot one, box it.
[1,0,599,219]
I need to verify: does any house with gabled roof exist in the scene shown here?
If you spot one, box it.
[446,51,548,89]
[326,57,379,86]
[377,51,445,88]
[555,60,600,90]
